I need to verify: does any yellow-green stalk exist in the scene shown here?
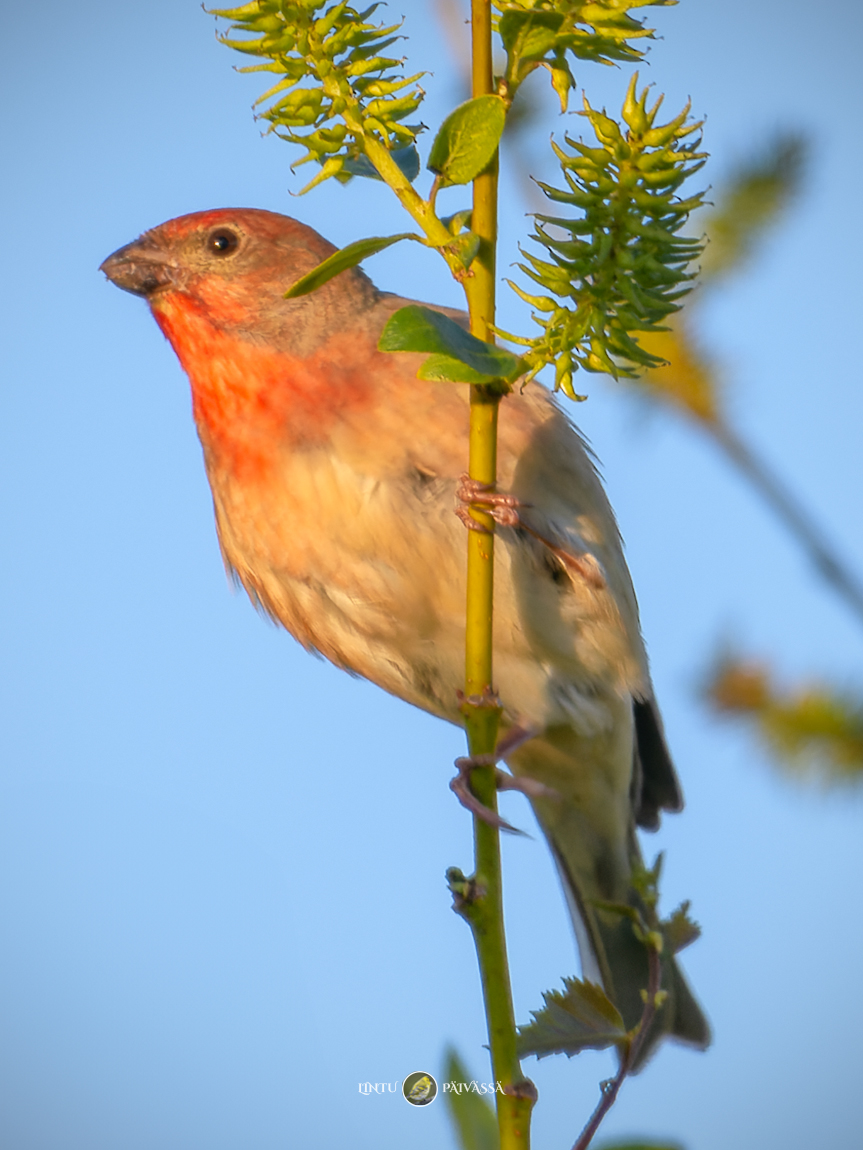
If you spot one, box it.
[461,2,534,1146]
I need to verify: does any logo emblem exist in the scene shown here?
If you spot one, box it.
[402,1072,438,1106]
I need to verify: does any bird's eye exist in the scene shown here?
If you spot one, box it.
[207,228,239,257]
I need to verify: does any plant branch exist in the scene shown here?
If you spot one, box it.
[710,419,863,628]
[358,134,472,279]
[457,2,534,1149]
[570,943,663,1150]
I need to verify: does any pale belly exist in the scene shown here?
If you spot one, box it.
[205,440,643,739]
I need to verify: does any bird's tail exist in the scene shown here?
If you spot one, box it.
[507,724,710,1067]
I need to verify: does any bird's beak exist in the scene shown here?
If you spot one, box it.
[100,235,175,298]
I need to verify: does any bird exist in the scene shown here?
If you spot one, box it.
[405,1074,436,1104]
[100,207,709,1061]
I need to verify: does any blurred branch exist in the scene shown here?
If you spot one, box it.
[705,654,863,781]
[711,421,863,625]
[637,321,863,627]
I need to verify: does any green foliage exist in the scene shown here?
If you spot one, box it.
[706,655,863,782]
[443,1048,500,1150]
[594,855,672,955]
[699,133,806,282]
[378,305,524,384]
[517,977,628,1059]
[210,0,425,192]
[501,74,705,399]
[428,96,507,186]
[283,231,418,296]
[211,8,709,1143]
[661,901,701,955]
[597,1143,684,1150]
[519,857,695,1062]
[495,0,675,110]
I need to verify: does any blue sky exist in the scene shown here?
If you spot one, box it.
[2,2,862,1147]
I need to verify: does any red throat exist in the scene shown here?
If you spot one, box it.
[151,290,372,480]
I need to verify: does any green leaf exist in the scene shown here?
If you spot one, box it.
[498,10,561,59]
[427,95,507,186]
[415,355,496,384]
[378,305,524,383]
[442,209,473,235]
[284,232,419,298]
[544,56,575,113]
[445,231,481,270]
[597,1142,684,1150]
[661,902,701,955]
[442,1048,499,1150]
[517,977,628,1059]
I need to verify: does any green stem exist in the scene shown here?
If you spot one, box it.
[459,2,535,1148]
[345,8,531,1140]
[359,134,473,284]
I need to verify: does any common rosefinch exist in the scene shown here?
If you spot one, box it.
[101,208,709,1057]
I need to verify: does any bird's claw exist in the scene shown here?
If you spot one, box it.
[450,724,555,831]
[450,763,524,834]
[455,474,530,533]
[456,475,607,591]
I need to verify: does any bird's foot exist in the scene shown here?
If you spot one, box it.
[449,763,522,834]
[454,475,606,590]
[450,723,555,832]
[455,474,530,534]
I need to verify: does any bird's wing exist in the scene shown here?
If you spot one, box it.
[483,386,708,1059]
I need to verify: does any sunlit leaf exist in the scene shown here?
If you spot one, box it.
[284,233,420,298]
[445,230,482,270]
[379,305,524,383]
[499,10,561,62]
[442,209,473,235]
[427,95,507,185]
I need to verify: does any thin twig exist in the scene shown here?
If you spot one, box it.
[571,945,662,1150]
[710,420,863,628]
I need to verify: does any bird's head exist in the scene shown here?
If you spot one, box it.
[100,208,379,354]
